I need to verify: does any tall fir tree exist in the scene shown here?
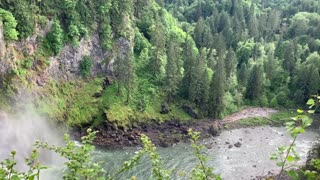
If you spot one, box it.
[165,41,181,103]
[209,56,227,118]
[245,64,264,100]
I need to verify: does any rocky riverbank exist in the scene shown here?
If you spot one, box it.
[73,107,279,148]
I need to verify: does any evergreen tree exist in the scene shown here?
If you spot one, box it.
[149,21,166,80]
[247,4,259,38]
[165,41,181,103]
[193,17,205,48]
[180,37,197,99]
[189,48,208,106]
[46,19,64,55]
[209,57,227,118]
[114,45,134,103]
[225,48,237,79]
[245,65,264,100]
[283,41,296,74]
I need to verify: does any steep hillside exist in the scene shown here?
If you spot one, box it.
[0,0,319,129]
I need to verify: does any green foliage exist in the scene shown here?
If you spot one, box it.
[0,8,19,40]
[22,58,33,69]
[0,149,46,180]
[141,134,171,180]
[304,159,320,179]
[45,19,64,56]
[68,24,81,46]
[270,97,316,180]
[36,79,103,126]
[36,129,105,180]
[79,56,93,77]
[188,129,221,180]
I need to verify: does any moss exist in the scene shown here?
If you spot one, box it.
[101,83,191,128]
[36,78,104,126]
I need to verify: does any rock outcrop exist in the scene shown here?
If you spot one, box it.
[47,34,110,80]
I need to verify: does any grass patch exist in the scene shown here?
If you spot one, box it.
[269,111,298,125]
[238,117,270,127]
[234,110,298,128]
[36,78,104,127]
[102,83,191,128]
[36,77,191,128]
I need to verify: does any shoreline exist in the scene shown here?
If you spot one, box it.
[73,107,284,148]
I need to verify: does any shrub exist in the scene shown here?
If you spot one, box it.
[45,19,64,56]
[0,8,19,40]
[79,56,93,77]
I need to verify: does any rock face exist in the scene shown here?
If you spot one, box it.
[48,34,109,80]
[0,21,6,59]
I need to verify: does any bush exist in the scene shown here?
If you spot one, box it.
[79,56,93,77]
[0,8,19,40]
[22,58,33,69]
[45,19,64,56]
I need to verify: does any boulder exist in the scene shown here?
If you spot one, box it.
[234,142,242,148]
[208,121,222,136]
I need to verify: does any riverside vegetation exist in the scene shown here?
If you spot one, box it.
[0,96,319,179]
[0,0,320,179]
[0,0,319,128]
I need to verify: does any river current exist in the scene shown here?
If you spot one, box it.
[93,126,319,180]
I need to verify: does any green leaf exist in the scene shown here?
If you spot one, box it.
[28,174,36,180]
[276,162,284,167]
[308,110,315,114]
[287,155,295,162]
[11,175,20,180]
[270,154,278,160]
[306,99,315,106]
[293,127,305,134]
[297,109,304,113]
[287,169,299,180]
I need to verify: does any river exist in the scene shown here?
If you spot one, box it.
[93,126,319,180]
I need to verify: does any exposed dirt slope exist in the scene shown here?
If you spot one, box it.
[222,107,278,123]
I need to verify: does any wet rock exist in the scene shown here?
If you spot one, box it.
[234,142,242,148]
[306,143,320,170]
[208,121,221,136]
[225,141,230,144]
[252,165,257,168]
[228,145,233,148]
[182,105,199,119]
[205,143,214,149]
[128,135,135,141]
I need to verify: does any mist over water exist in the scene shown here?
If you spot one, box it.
[0,105,64,171]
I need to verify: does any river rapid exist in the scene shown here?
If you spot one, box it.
[94,126,319,180]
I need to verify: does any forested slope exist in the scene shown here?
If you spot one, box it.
[0,0,319,129]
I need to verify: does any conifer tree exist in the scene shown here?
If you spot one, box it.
[165,41,181,103]
[245,64,264,100]
[209,56,227,118]
[193,17,205,48]
[149,20,166,80]
[189,48,208,106]
[180,37,197,99]
[46,19,64,55]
